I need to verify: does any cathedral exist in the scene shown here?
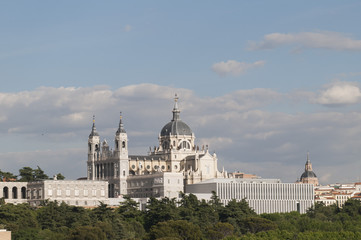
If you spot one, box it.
[87,95,226,198]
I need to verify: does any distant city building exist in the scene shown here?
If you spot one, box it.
[315,182,361,207]
[186,178,314,214]
[297,152,319,186]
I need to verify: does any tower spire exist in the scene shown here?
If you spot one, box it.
[172,94,180,121]
[116,112,126,134]
[305,152,312,171]
[89,115,99,137]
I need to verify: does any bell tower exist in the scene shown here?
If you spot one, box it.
[87,116,100,180]
[114,112,129,196]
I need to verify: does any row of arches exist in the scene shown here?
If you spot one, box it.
[2,186,27,199]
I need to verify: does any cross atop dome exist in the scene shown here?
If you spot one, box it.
[172,94,180,121]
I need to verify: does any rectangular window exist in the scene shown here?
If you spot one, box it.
[57,190,61,196]
[48,189,52,196]
[66,190,70,196]
[75,190,79,196]
[84,190,88,196]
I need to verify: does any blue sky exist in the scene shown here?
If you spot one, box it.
[1,1,361,183]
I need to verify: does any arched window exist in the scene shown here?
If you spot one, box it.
[179,141,190,149]
[3,187,8,199]
[122,141,126,148]
[95,144,99,151]
[162,141,169,150]
[115,140,119,149]
[21,187,26,199]
[12,187,18,199]
[88,143,91,151]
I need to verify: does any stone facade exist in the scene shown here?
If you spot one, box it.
[127,172,183,199]
[0,182,28,204]
[27,180,108,207]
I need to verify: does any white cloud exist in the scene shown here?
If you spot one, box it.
[249,31,361,51]
[212,60,265,77]
[314,82,361,106]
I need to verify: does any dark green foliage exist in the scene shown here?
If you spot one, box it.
[205,222,234,240]
[69,225,106,240]
[0,203,38,232]
[144,197,179,230]
[55,173,65,180]
[147,220,202,240]
[1,194,361,239]
[118,195,143,222]
[18,166,49,182]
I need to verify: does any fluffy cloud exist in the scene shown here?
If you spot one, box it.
[314,82,361,106]
[212,60,265,76]
[1,84,361,184]
[249,31,361,51]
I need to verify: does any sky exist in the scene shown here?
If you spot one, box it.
[1,1,361,184]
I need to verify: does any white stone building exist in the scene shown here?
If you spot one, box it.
[127,172,183,199]
[186,178,314,214]
[26,180,108,207]
[0,182,27,204]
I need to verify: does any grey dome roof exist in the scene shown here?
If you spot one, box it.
[301,171,317,179]
[160,94,193,137]
[161,120,192,136]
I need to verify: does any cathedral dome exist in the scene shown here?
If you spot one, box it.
[300,170,317,179]
[160,94,193,137]
[161,120,192,136]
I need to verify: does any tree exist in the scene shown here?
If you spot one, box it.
[240,217,277,234]
[0,170,17,181]
[178,193,200,221]
[118,195,143,221]
[33,166,49,180]
[144,197,179,230]
[55,173,65,180]
[91,202,115,222]
[205,222,234,240]
[18,166,49,182]
[0,203,38,233]
[147,220,202,240]
[341,199,361,218]
[18,167,35,182]
[68,226,106,240]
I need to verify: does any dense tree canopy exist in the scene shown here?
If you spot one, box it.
[0,194,361,239]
